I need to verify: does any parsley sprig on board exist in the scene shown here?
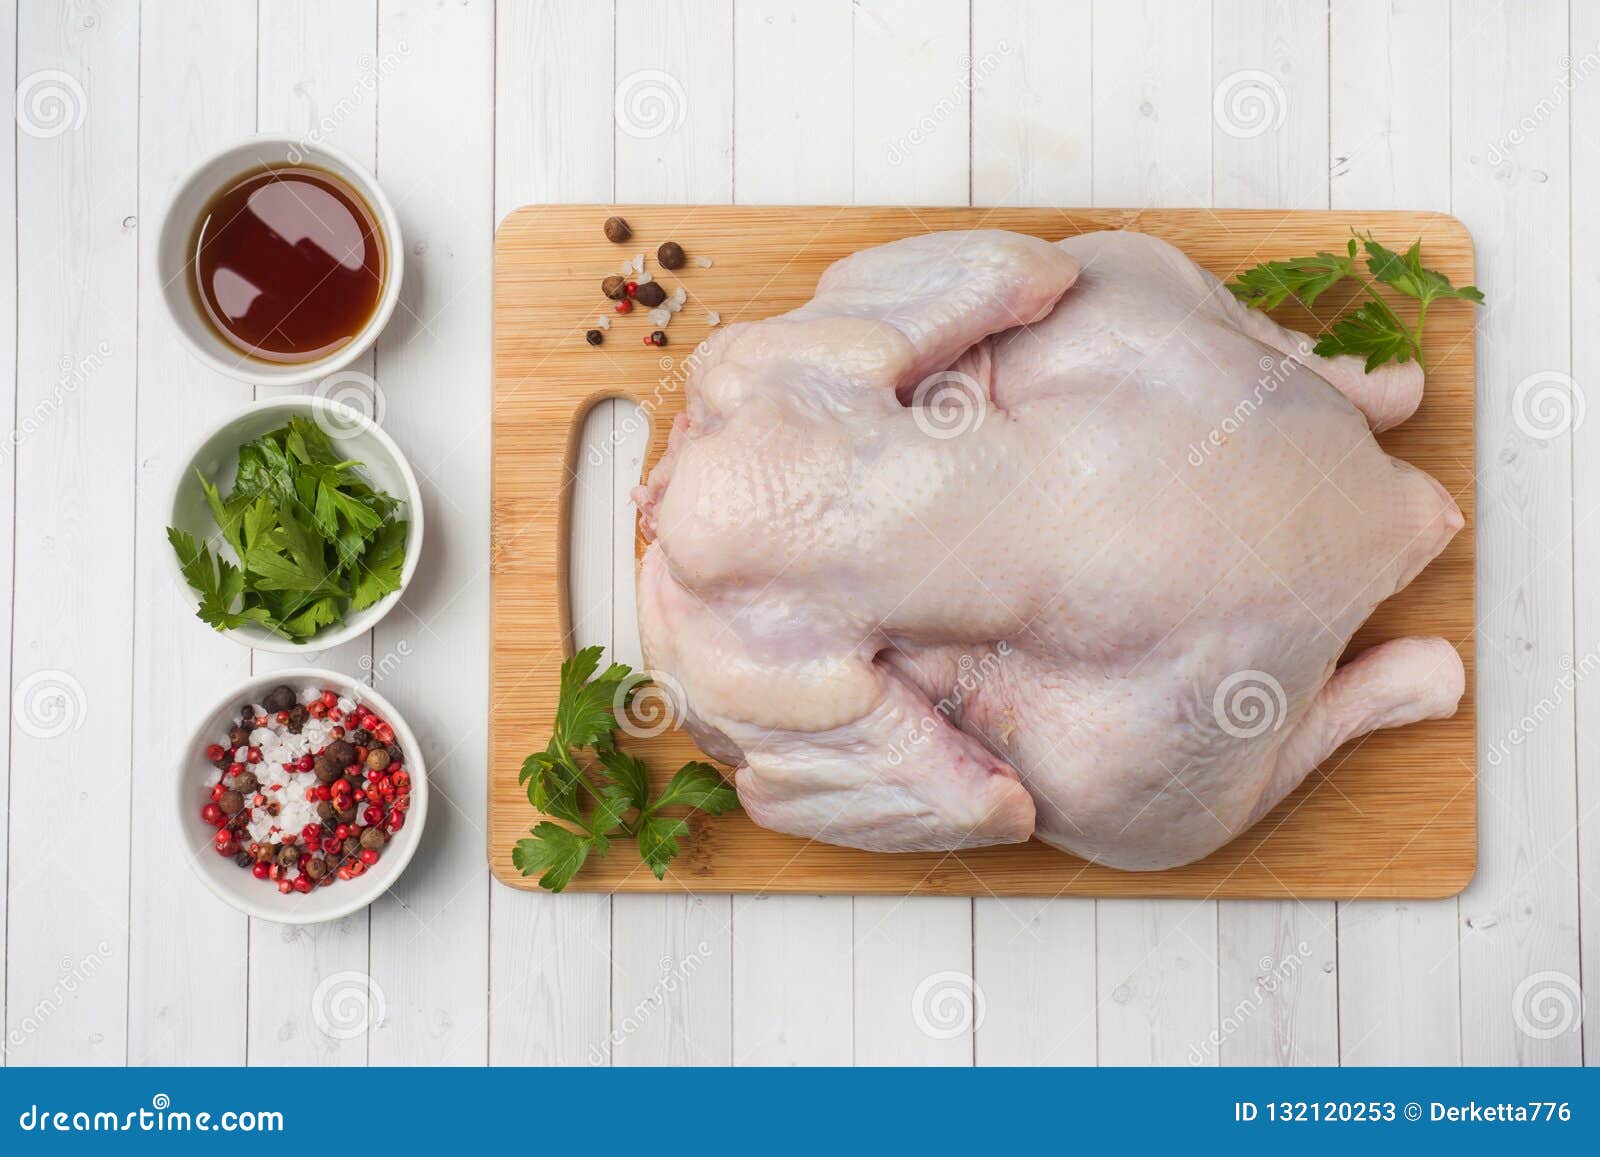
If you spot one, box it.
[515,646,739,892]
[1228,233,1483,372]
[167,415,408,641]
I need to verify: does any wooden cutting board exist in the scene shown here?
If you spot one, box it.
[490,205,1476,898]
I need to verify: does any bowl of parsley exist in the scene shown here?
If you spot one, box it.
[166,396,423,651]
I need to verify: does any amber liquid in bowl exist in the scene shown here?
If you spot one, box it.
[190,165,385,364]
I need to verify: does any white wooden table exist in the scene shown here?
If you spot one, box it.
[2,0,1593,1067]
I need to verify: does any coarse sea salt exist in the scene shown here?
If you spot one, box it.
[210,685,361,846]
[706,310,721,326]
[648,307,672,327]
[595,315,611,330]
[695,256,713,268]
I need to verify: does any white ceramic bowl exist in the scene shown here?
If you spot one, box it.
[167,395,424,653]
[157,134,403,387]
[176,668,428,925]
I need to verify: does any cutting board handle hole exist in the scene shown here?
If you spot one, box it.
[568,397,649,663]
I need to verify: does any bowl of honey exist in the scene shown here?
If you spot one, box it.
[158,135,403,387]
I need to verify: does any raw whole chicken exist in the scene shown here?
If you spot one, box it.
[632,229,1463,870]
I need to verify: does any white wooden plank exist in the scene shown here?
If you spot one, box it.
[365,0,494,1065]
[968,0,1096,1068]
[853,896,973,1064]
[846,0,975,1067]
[249,0,377,1066]
[0,0,18,1058]
[1090,0,1219,1066]
[974,898,1096,1065]
[1210,0,1339,1069]
[1329,0,1463,1067]
[733,0,852,202]
[610,0,736,1068]
[126,0,256,1067]
[488,0,615,1067]
[725,0,855,1068]
[1090,0,1210,207]
[7,0,139,1065]
[1096,900,1219,1065]
[1216,903,1337,1066]
[1338,900,1461,1064]
[1211,0,1328,210]
[1452,0,1582,1065]
[853,0,969,207]
[972,0,1092,207]
[1569,0,1600,1065]
[1330,0,1451,211]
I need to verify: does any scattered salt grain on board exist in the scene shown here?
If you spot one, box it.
[595,315,610,330]
[632,254,645,274]
[695,256,713,268]
[648,307,671,327]
[635,270,653,285]
[707,310,721,326]
[619,259,634,277]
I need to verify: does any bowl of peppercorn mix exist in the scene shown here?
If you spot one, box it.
[177,669,428,924]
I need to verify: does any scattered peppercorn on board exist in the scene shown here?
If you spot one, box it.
[490,205,1476,898]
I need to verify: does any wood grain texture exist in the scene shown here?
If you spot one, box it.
[490,203,1478,899]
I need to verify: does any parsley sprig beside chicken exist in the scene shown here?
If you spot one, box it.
[515,646,739,892]
[1228,232,1483,372]
[167,415,408,641]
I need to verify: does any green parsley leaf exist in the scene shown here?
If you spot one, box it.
[1313,298,1416,372]
[517,646,740,889]
[636,816,690,880]
[1359,235,1484,307]
[513,822,595,893]
[350,519,408,611]
[1227,240,1358,310]
[649,761,740,816]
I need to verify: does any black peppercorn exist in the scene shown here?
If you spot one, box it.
[602,274,628,300]
[316,800,337,822]
[325,739,355,768]
[342,837,361,857]
[218,790,245,816]
[286,703,309,734]
[348,727,372,747]
[585,328,604,346]
[604,216,632,243]
[263,684,297,713]
[635,281,666,308]
[650,330,668,347]
[657,241,685,269]
[277,844,300,867]
[234,851,253,868]
[313,755,340,784]
[229,725,251,749]
[360,826,388,851]
[385,743,403,763]
[305,857,329,881]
